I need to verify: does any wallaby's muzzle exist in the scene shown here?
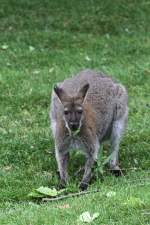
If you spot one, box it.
[69,122,79,131]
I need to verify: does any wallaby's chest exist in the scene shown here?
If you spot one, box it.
[70,138,80,149]
[68,136,85,152]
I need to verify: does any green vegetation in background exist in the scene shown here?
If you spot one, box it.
[0,0,150,224]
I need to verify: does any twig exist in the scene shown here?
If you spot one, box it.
[42,189,100,202]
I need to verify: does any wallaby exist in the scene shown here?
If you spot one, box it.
[50,69,128,190]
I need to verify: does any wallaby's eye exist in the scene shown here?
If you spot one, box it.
[64,109,69,115]
[77,109,83,114]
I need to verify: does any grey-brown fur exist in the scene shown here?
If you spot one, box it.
[50,69,128,190]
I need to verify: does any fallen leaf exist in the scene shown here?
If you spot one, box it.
[33,70,40,74]
[106,191,116,198]
[28,187,65,198]
[123,197,145,207]
[28,191,44,198]
[36,187,64,197]
[28,202,40,208]
[57,204,70,209]
[6,62,11,67]
[3,166,12,171]
[29,46,35,51]
[133,158,138,165]
[49,67,54,73]
[1,44,9,50]
[8,26,13,31]
[79,211,99,223]
[85,56,91,61]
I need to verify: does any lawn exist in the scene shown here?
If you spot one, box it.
[0,0,150,224]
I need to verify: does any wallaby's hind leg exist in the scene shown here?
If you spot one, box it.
[109,110,128,175]
[55,146,69,188]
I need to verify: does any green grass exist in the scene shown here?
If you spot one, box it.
[0,0,150,224]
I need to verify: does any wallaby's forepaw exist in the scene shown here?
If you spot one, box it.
[110,166,123,177]
[74,166,84,176]
[79,182,88,191]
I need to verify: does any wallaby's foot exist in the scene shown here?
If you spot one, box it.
[79,182,88,191]
[58,179,67,189]
[110,165,123,177]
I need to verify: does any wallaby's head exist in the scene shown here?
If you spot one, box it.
[54,83,89,132]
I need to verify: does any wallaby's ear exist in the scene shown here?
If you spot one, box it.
[78,83,89,102]
[54,85,68,103]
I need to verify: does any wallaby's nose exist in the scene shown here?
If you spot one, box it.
[69,122,79,131]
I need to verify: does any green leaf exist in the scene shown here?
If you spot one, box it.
[28,191,44,198]
[36,187,58,196]
[28,187,65,198]
[72,128,80,136]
